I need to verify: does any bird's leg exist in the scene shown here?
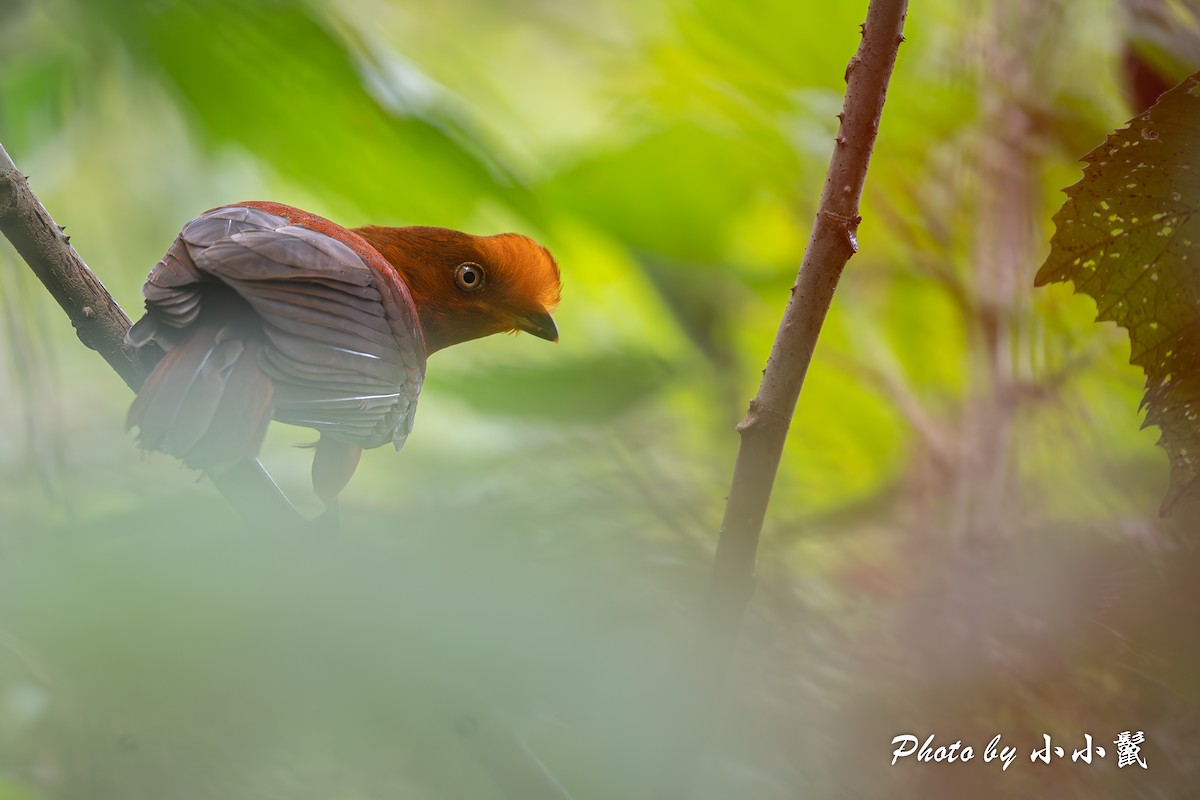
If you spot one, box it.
[312,435,362,532]
[208,457,304,526]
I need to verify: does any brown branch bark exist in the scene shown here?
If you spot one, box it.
[707,0,909,651]
[657,7,909,798]
[0,151,155,388]
[0,141,301,525]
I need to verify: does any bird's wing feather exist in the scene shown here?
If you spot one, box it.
[138,205,424,450]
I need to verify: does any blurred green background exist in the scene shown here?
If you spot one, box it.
[1,0,1198,797]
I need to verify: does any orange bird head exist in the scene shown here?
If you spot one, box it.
[354,225,561,355]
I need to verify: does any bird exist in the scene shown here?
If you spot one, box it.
[125,201,560,513]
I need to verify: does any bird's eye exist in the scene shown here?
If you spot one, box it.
[454,262,485,292]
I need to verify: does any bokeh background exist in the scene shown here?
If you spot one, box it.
[1,0,1198,797]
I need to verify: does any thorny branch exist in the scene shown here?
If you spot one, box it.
[707,0,909,674]
[657,4,910,797]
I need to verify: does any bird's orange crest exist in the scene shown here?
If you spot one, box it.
[477,233,562,315]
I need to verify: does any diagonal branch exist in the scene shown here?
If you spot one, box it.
[0,141,302,525]
[0,149,155,388]
[707,0,909,652]
[657,6,909,798]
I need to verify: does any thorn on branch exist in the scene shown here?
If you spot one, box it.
[820,209,863,254]
[735,399,791,435]
[844,55,861,82]
[822,210,861,227]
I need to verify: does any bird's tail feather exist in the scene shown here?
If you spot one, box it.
[128,323,274,471]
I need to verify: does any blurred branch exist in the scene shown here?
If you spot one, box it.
[707,0,908,656]
[872,190,976,319]
[0,626,55,688]
[0,248,69,502]
[829,349,955,470]
[454,703,576,800]
[608,437,711,548]
[0,141,302,525]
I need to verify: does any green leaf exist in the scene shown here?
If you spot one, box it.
[431,352,671,423]
[544,124,793,262]
[1036,71,1200,515]
[71,0,520,224]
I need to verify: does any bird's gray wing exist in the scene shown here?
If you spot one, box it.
[132,205,425,450]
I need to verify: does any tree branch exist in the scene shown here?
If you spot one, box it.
[0,141,302,525]
[453,702,577,800]
[657,8,909,797]
[707,0,909,650]
[0,149,155,388]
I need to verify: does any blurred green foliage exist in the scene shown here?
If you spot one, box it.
[1,0,1197,798]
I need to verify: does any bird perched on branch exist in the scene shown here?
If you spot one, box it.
[126,202,560,511]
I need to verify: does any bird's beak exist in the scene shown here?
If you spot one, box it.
[517,309,559,342]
